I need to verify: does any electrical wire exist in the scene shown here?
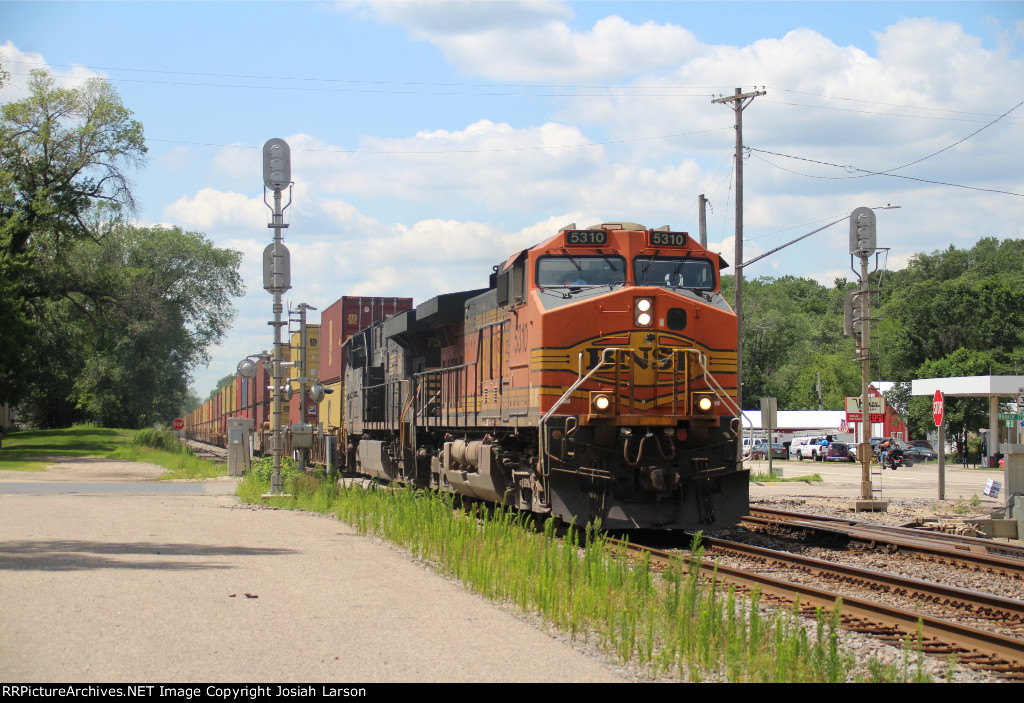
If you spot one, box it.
[750,148,1024,197]
[148,126,733,156]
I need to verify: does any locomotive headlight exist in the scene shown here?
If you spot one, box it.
[590,391,613,414]
[693,393,715,415]
[635,298,654,327]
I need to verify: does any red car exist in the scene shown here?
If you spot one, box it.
[825,442,855,462]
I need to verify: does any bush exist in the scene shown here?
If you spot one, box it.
[251,455,301,484]
[133,427,192,454]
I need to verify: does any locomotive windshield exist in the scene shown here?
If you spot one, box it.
[634,257,715,291]
[536,255,627,288]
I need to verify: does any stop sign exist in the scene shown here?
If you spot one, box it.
[173,418,185,431]
[932,390,944,427]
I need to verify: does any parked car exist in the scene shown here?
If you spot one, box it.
[790,436,827,461]
[751,442,787,460]
[906,440,937,462]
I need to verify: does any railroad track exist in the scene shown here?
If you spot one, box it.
[743,506,1024,579]
[607,536,1024,679]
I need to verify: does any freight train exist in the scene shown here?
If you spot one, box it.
[186,221,747,530]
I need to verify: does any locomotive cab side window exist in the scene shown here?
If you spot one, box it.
[536,255,626,288]
[634,257,715,291]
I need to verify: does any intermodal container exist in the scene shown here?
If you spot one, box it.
[320,296,413,384]
[317,379,344,430]
[288,325,321,426]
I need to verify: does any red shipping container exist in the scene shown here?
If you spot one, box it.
[319,296,412,383]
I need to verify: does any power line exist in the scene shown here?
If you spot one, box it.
[148,126,732,156]
[766,86,1024,124]
[1,60,721,98]
[749,147,1024,197]
[762,98,1024,125]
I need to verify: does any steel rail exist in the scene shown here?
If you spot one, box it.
[742,511,1024,580]
[605,536,1024,677]
[703,536,1024,626]
[751,506,1024,560]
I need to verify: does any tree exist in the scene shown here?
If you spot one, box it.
[895,349,998,453]
[880,238,1024,382]
[0,70,146,410]
[0,70,146,256]
[724,274,857,409]
[44,224,244,429]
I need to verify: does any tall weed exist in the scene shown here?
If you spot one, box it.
[235,474,901,682]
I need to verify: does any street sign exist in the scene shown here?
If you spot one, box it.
[845,395,884,423]
[998,413,1024,421]
[173,418,185,431]
[933,389,944,427]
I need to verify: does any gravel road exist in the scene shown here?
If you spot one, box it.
[0,459,629,683]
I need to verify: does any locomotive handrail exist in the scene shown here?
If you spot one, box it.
[539,346,620,474]
[679,348,751,438]
[413,361,478,428]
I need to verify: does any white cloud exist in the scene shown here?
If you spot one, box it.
[0,41,102,102]
[359,5,701,81]
[365,0,574,36]
[163,188,266,232]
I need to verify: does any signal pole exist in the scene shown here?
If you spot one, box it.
[848,206,887,512]
[262,138,292,496]
[713,87,764,444]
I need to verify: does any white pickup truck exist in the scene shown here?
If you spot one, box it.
[790,436,828,461]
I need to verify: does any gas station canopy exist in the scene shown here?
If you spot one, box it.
[911,375,1024,465]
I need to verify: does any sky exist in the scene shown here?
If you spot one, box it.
[2,1,1023,399]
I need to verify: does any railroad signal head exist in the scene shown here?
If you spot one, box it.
[263,138,291,192]
[849,207,876,257]
[843,290,866,344]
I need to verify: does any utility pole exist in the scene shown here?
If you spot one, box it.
[712,87,765,442]
[698,193,708,248]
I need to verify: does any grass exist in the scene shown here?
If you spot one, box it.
[750,471,823,483]
[0,424,135,471]
[236,471,935,683]
[0,425,226,479]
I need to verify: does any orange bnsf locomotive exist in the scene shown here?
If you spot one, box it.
[342,221,746,530]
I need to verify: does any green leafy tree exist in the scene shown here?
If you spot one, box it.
[881,238,1024,381]
[0,69,146,256]
[1,72,243,428]
[0,70,147,410]
[49,224,244,428]
[898,349,997,452]
[725,274,857,409]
